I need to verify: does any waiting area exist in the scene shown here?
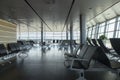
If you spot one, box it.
[0,0,120,80]
[0,39,119,80]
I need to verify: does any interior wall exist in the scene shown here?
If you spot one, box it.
[0,19,17,46]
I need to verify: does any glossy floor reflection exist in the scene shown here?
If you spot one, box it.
[0,44,119,80]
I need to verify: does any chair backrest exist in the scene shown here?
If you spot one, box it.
[97,39,110,53]
[7,43,17,53]
[110,38,120,55]
[73,45,80,55]
[14,43,21,51]
[72,40,77,45]
[0,44,8,56]
[17,41,23,45]
[17,42,26,50]
[53,40,55,43]
[22,41,27,45]
[94,47,111,68]
[77,44,89,58]
[87,38,94,46]
[81,46,98,69]
[91,39,99,46]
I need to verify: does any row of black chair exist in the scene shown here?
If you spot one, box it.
[0,41,33,71]
[87,39,112,53]
[0,41,33,58]
[64,43,120,80]
[64,45,81,58]
[64,44,95,67]
[59,40,75,45]
[59,40,78,51]
[87,38,120,58]
[110,38,120,56]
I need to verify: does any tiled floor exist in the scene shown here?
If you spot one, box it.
[0,44,119,80]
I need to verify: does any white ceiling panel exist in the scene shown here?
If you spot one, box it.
[112,2,120,15]
[87,1,120,27]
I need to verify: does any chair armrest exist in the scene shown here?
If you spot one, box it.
[72,58,88,61]
[67,57,88,61]
[64,53,70,55]
[70,58,89,69]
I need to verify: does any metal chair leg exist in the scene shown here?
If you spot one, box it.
[76,70,86,80]
[117,70,120,77]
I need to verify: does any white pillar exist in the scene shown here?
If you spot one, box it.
[80,14,86,44]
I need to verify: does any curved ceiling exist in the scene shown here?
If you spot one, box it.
[80,0,120,27]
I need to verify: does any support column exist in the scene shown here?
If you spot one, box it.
[80,14,86,45]
[27,24,29,40]
[36,29,38,41]
[96,24,100,39]
[70,20,73,54]
[104,21,107,36]
[61,32,62,40]
[18,23,21,40]
[66,23,69,40]
[41,22,43,45]
[113,17,118,38]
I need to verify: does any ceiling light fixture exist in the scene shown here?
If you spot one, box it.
[43,0,55,4]
[89,8,92,10]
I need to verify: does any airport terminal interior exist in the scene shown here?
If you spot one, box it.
[0,0,120,80]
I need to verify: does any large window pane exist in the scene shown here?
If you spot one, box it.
[91,26,96,39]
[116,18,120,38]
[87,27,92,38]
[97,22,105,39]
[107,23,115,31]
[105,18,116,38]
[106,32,114,38]
[99,26,104,33]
